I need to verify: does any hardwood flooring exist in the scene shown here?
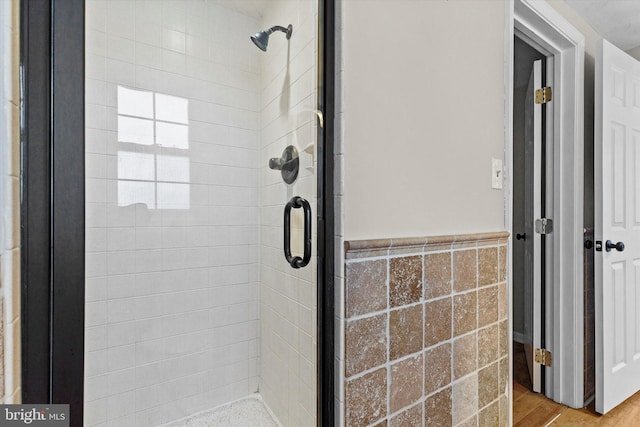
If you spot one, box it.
[513,381,640,426]
[513,382,566,426]
[513,340,640,426]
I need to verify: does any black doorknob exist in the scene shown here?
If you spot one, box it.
[584,240,593,250]
[605,240,625,252]
[516,233,526,241]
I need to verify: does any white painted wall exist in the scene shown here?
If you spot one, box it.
[341,0,506,240]
[0,0,21,405]
[339,0,606,243]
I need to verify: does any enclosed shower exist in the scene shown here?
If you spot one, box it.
[84,1,319,425]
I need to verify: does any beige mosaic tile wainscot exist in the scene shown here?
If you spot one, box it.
[343,232,509,427]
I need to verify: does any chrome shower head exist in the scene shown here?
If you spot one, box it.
[250,24,293,52]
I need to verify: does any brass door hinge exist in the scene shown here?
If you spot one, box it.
[535,348,553,367]
[535,86,552,104]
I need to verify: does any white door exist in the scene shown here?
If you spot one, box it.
[524,59,543,393]
[595,38,640,414]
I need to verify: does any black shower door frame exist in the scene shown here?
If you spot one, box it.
[19,0,336,426]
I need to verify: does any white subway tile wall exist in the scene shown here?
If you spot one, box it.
[335,2,346,423]
[0,0,21,405]
[85,0,261,425]
[85,0,318,426]
[258,1,318,426]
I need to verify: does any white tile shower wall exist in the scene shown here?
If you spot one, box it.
[85,1,262,425]
[334,0,346,424]
[0,0,21,405]
[258,1,318,426]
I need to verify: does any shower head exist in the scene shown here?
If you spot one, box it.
[250,24,293,52]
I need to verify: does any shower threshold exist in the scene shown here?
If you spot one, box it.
[163,394,281,427]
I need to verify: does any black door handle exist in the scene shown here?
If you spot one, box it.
[605,240,625,252]
[284,196,312,269]
[516,233,526,241]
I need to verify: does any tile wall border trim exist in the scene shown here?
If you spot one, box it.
[345,231,510,257]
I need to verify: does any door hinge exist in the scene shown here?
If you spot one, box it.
[535,348,553,367]
[535,218,553,234]
[535,86,552,104]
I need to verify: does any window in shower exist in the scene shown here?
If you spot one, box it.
[116,86,190,209]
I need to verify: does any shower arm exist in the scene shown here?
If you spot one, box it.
[267,25,293,39]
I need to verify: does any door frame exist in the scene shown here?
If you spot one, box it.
[505,0,585,412]
[20,0,85,422]
[318,0,337,424]
[20,1,336,426]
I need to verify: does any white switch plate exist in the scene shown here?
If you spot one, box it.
[491,158,503,190]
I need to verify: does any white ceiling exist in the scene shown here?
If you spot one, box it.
[566,0,640,51]
[219,0,640,49]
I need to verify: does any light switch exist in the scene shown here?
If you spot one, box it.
[492,158,503,190]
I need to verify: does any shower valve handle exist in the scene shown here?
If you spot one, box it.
[269,157,285,170]
[269,145,299,184]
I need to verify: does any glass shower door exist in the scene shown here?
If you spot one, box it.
[84,1,319,425]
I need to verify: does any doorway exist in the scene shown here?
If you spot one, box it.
[508,0,586,412]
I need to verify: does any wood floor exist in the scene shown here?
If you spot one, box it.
[513,381,640,426]
[513,342,640,426]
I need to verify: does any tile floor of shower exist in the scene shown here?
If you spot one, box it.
[163,394,280,427]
